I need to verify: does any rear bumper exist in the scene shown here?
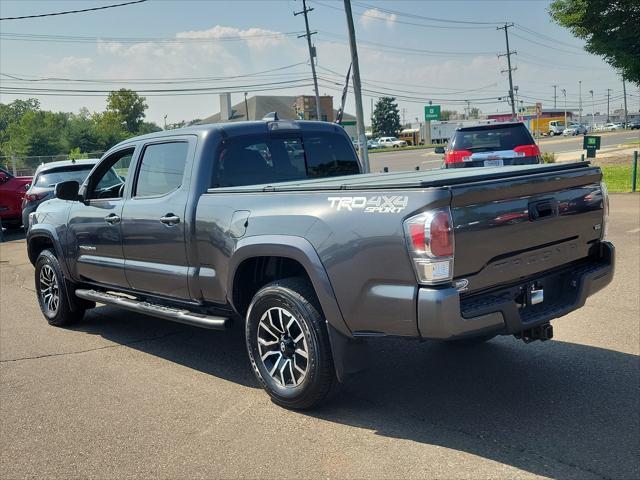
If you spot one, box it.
[417,241,614,340]
[445,156,540,168]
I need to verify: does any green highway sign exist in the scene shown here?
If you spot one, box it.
[583,135,601,159]
[583,135,601,150]
[424,105,441,121]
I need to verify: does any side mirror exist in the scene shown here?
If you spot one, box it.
[55,180,81,201]
[434,146,446,154]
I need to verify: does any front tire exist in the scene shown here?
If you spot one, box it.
[35,249,85,326]
[245,278,336,409]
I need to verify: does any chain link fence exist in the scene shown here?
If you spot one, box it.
[1,153,105,176]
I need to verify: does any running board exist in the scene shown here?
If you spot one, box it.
[75,289,229,330]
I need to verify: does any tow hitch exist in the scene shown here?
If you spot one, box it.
[514,323,554,343]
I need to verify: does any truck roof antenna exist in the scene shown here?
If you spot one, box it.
[262,112,279,121]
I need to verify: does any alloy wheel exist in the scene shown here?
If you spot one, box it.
[257,307,309,388]
[39,264,60,316]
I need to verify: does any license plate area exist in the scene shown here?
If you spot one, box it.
[484,159,504,167]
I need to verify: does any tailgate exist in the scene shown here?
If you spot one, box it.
[450,165,604,293]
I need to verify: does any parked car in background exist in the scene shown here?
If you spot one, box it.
[21,159,108,229]
[367,139,381,149]
[629,119,640,130]
[548,120,566,136]
[378,137,408,148]
[0,167,32,228]
[443,122,541,168]
[563,123,588,136]
[603,123,622,131]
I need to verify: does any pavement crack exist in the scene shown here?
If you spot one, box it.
[0,330,183,364]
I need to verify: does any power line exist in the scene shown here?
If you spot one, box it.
[311,0,494,30]
[352,0,503,26]
[0,30,304,44]
[0,0,147,21]
[0,62,309,84]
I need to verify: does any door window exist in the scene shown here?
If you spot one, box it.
[134,142,189,197]
[86,149,133,200]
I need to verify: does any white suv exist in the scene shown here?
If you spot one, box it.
[378,137,408,148]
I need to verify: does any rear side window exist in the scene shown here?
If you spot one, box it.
[35,165,94,187]
[135,142,188,197]
[451,125,535,152]
[213,132,359,188]
[304,133,360,178]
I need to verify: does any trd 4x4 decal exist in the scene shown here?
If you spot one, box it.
[327,195,409,213]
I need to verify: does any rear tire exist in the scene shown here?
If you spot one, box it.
[245,277,336,410]
[35,249,85,326]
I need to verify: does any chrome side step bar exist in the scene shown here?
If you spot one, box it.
[75,289,229,330]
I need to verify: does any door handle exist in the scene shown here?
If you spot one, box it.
[160,214,180,226]
[104,213,120,225]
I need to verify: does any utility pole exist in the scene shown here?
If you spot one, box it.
[343,0,370,172]
[622,77,628,126]
[552,84,558,109]
[497,23,517,120]
[244,92,249,120]
[465,99,471,119]
[606,88,612,122]
[294,0,321,120]
[579,80,582,124]
[561,88,567,129]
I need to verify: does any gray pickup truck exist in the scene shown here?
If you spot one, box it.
[26,119,614,409]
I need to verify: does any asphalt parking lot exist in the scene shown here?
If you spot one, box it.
[1,194,638,479]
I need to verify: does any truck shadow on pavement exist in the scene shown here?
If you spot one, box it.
[74,307,639,479]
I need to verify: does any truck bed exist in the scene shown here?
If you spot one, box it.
[207,162,594,193]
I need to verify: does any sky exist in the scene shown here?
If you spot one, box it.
[1,0,637,127]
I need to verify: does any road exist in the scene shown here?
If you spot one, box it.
[1,195,639,479]
[370,130,639,172]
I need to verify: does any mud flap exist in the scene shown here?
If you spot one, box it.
[327,323,370,382]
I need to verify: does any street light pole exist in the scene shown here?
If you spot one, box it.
[578,80,582,124]
[561,88,567,129]
[589,90,594,131]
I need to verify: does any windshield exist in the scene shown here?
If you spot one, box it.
[35,165,95,187]
[451,125,535,152]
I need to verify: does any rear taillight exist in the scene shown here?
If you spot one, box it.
[404,208,455,284]
[444,149,472,164]
[25,193,46,202]
[513,144,540,157]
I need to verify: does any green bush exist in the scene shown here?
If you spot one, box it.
[541,152,556,164]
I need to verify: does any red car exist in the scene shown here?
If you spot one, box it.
[0,167,32,228]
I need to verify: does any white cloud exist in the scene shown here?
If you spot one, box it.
[360,8,397,29]
[46,56,93,76]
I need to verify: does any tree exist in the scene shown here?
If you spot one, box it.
[549,0,640,83]
[106,89,148,133]
[372,97,401,137]
[440,110,456,121]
